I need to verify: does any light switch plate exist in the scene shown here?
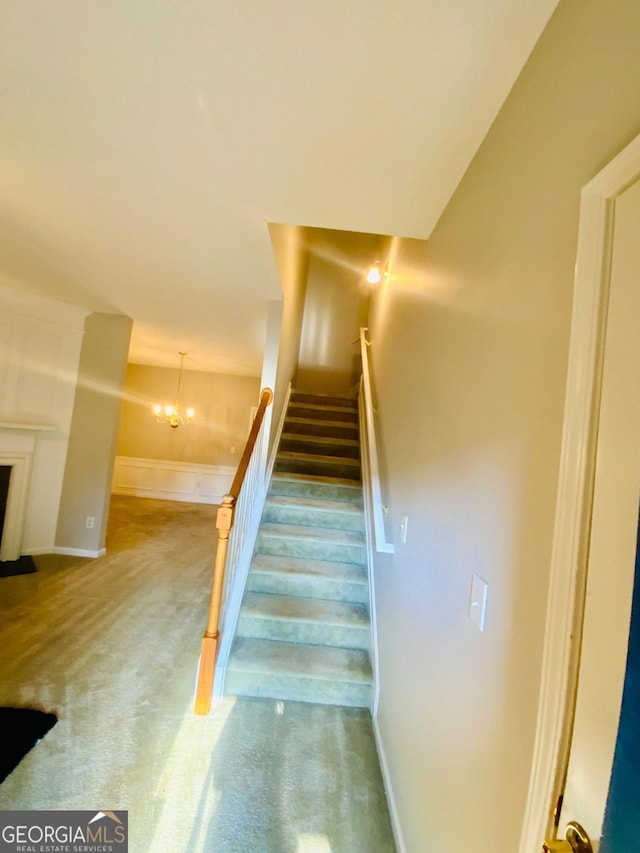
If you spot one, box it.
[469,573,488,631]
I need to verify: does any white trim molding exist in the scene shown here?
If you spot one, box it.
[372,716,408,853]
[112,456,235,504]
[28,546,107,559]
[0,449,33,561]
[518,132,640,852]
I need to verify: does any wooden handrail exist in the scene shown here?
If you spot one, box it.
[194,387,273,714]
[229,387,273,500]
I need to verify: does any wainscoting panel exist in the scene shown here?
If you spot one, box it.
[112,456,235,504]
[115,462,155,492]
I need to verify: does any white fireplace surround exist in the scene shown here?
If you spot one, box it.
[0,452,31,561]
[0,428,50,562]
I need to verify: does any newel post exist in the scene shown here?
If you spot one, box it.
[194,494,235,715]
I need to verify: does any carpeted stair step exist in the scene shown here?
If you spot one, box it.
[269,472,363,503]
[236,592,370,649]
[287,402,358,424]
[228,389,373,710]
[284,416,359,440]
[279,433,360,459]
[262,495,364,532]
[257,522,366,565]
[225,637,372,708]
[275,451,361,480]
[290,392,358,409]
[246,554,369,603]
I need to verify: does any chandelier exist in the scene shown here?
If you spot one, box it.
[153,352,195,428]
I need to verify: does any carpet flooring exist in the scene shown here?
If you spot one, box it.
[0,495,395,853]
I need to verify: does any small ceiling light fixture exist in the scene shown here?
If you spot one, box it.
[153,352,195,429]
[366,261,388,285]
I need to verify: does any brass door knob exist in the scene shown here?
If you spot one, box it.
[566,822,593,853]
[543,841,572,852]
[543,822,593,853]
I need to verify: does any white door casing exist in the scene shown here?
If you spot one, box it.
[518,133,640,852]
[557,168,640,843]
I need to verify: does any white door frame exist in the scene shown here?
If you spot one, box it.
[518,132,640,853]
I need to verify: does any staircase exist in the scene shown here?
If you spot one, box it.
[225,391,373,708]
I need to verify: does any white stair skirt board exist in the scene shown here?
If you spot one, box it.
[112,456,235,504]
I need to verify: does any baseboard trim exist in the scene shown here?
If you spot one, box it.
[28,546,107,559]
[372,713,408,853]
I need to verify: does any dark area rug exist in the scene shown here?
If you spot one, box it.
[0,708,57,784]
[0,556,37,578]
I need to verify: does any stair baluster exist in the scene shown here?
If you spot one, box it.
[194,387,273,715]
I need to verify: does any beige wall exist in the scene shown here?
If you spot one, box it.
[258,299,283,464]
[369,1,640,851]
[56,312,132,553]
[296,255,365,395]
[116,363,260,467]
[268,223,309,448]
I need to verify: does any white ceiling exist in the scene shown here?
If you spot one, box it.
[0,1,557,376]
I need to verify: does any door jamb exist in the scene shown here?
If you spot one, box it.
[518,132,640,853]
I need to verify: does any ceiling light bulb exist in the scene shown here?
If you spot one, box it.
[366,265,382,284]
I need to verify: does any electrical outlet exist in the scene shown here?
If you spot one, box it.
[85,516,95,529]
